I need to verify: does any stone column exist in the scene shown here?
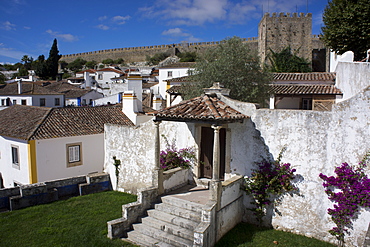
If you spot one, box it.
[153,120,164,195]
[210,124,222,209]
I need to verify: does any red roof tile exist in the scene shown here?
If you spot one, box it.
[270,84,342,95]
[273,72,336,82]
[150,95,248,123]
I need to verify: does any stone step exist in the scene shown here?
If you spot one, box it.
[133,223,193,247]
[141,216,194,241]
[127,230,161,246]
[161,195,204,213]
[147,209,199,231]
[155,202,201,222]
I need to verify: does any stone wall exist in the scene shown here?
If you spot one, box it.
[0,173,112,211]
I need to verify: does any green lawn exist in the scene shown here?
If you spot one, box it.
[216,222,335,247]
[0,191,137,247]
[0,191,335,247]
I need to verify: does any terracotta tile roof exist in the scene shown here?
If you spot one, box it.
[0,105,133,140]
[165,76,191,83]
[76,69,97,74]
[150,94,248,123]
[96,68,123,74]
[159,62,196,69]
[166,85,183,94]
[44,81,92,98]
[0,105,51,140]
[142,82,159,88]
[270,84,342,95]
[0,82,62,95]
[273,72,336,82]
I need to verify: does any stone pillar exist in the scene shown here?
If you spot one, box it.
[153,120,164,195]
[210,125,222,209]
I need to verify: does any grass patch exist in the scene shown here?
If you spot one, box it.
[0,191,137,247]
[216,223,335,247]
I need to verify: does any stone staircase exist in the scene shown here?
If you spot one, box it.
[126,194,204,247]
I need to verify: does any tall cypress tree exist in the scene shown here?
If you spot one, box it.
[46,39,61,79]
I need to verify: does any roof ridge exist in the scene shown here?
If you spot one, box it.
[27,107,53,140]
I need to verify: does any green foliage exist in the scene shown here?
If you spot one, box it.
[184,37,272,106]
[34,39,61,80]
[0,72,6,84]
[67,58,87,72]
[177,51,197,62]
[146,52,170,65]
[216,223,335,247]
[102,58,114,65]
[321,0,370,61]
[268,47,312,72]
[34,55,49,80]
[245,148,298,225]
[114,58,125,64]
[85,60,97,69]
[21,55,33,70]
[0,191,137,247]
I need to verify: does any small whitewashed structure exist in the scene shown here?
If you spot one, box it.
[0,81,64,108]
[0,105,133,188]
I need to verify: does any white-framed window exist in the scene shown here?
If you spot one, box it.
[12,99,17,105]
[1,99,5,106]
[21,99,27,105]
[55,98,60,106]
[40,98,46,106]
[66,143,82,167]
[98,74,103,80]
[11,145,20,169]
[167,71,173,78]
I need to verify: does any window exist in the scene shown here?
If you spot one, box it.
[55,98,60,106]
[12,100,17,105]
[66,143,82,167]
[21,99,27,105]
[98,74,103,80]
[40,98,46,106]
[302,98,312,110]
[1,99,5,106]
[82,99,87,106]
[11,145,19,169]
[167,71,173,78]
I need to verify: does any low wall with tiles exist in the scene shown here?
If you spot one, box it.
[0,173,112,211]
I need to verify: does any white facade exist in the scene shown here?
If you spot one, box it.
[0,134,104,188]
[158,66,193,99]
[96,69,123,86]
[0,94,65,107]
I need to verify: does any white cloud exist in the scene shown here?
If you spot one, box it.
[98,16,108,21]
[46,30,78,42]
[0,46,28,61]
[96,24,110,30]
[112,15,131,25]
[162,28,201,42]
[1,21,16,31]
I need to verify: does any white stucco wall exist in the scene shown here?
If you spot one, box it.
[35,134,104,182]
[158,67,191,99]
[0,95,64,107]
[104,121,196,193]
[335,62,370,101]
[0,136,30,187]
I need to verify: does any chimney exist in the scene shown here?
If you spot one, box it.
[152,96,162,110]
[122,91,138,125]
[17,79,22,94]
[204,82,230,96]
[84,72,91,90]
[127,73,142,112]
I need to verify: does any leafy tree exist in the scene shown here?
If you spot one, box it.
[102,58,114,65]
[184,37,272,106]
[268,47,312,73]
[177,51,197,62]
[146,52,170,65]
[321,0,370,61]
[34,55,49,80]
[114,58,124,65]
[67,58,87,72]
[0,72,6,84]
[21,55,33,70]
[85,60,97,69]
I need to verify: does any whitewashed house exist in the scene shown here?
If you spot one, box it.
[157,62,195,100]
[0,105,133,188]
[0,81,64,109]
[95,67,124,86]
[44,81,103,106]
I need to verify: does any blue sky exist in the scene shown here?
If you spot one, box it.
[0,0,328,64]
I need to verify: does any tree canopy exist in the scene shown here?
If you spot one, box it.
[34,39,61,79]
[183,37,272,106]
[268,47,311,73]
[66,58,87,72]
[321,0,370,61]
